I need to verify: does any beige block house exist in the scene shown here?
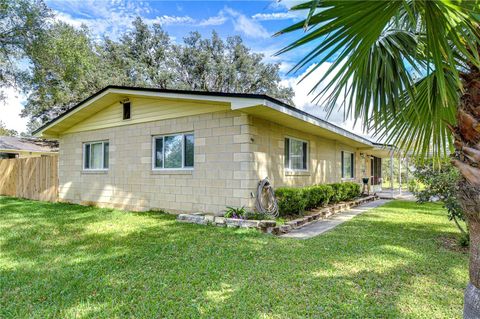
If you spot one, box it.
[34,86,389,213]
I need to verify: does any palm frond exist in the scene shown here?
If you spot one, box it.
[276,0,480,158]
[372,70,459,159]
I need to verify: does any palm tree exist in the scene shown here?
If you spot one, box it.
[275,1,480,317]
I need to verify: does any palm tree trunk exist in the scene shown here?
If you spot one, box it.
[463,214,480,318]
[468,217,480,286]
[451,60,480,318]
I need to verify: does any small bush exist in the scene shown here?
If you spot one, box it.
[345,182,361,200]
[224,206,249,219]
[244,211,268,220]
[458,233,470,247]
[408,179,419,193]
[275,187,307,217]
[223,206,267,220]
[329,183,345,203]
[329,182,360,203]
[275,182,360,217]
[304,185,334,209]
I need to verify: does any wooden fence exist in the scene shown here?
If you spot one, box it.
[0,155,58,202]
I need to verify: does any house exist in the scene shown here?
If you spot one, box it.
[33,86,391,213]
[0,136,58,159]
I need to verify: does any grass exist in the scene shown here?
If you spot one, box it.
[0,197,468,318]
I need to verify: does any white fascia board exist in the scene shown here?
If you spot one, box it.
[108,88,252,106]
[233,98,374,147]
[33,90,111,137]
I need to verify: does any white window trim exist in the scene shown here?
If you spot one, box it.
[152,132,194,171]
[83,140,109,171]
[285,136,309,172]
[341,150,355,180]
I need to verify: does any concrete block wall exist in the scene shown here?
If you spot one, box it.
[247,116,361,189]
[58,110,371,214]
[58,110,254,213]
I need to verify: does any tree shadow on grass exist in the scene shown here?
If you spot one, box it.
[0,197,468,318]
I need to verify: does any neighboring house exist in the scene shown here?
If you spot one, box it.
[0,136,58,159]
[33,86,391,213]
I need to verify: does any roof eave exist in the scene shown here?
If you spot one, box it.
[32,85,378,148]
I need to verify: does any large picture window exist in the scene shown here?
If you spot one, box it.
[153,133,194,169]
[341,151,355,179]
[284,137,308,171]
[83,141,109,170]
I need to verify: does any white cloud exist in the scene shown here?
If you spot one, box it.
[198,15,228,27]
[270,0,305,10]
[51,2,273,40]
[52,2,227,38]
[252,12,296,21]
[267,0,314,20]
[48,0,156,38]
[154,15,196,25]
[1,88,28,134]
[281,63,371,138]
[223,7,270,39]
[54,11,85,28]
[278,62,294,73]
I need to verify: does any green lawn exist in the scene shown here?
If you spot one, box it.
[0,197,468,318]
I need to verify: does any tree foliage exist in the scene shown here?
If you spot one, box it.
[21,17,293,131]
[170,31,292,100]
[0,0,51,100]
[0,120,17,136]
[412,160,468,238]
[24,22,105,128]
[100,17,173,89]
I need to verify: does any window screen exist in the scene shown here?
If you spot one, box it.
[153,133,194,169]
[284,137,308,170]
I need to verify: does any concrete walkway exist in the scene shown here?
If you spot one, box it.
[280,199,391,239]
[376,190,415,201]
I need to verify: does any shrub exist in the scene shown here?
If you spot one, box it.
[459,233,470,247]
[224,206,249,219]
[329,183,345,203]
[244,211,268,220]
[275,182,360,217]
[408,179,420,193]
[275,187,307,217]
[345,182,361,199]
[329,182,360,202]
[304,185,334,209]
[412,159,468,240]
[223,206,267,220]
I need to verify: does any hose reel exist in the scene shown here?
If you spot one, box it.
[255,177,279,218]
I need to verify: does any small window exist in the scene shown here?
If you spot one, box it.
[341,151,355,179]
[284,137,308,171]
[83,141,109,170]
[123,102,131,120]
[153,133,194,169]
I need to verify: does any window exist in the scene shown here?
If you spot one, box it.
[341,151,355,179]
[153,133,194,169]
[123,102,131,120]
[83,141,109,170]
[284,137,308,171]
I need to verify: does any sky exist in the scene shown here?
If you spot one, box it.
[2,0,364,136]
